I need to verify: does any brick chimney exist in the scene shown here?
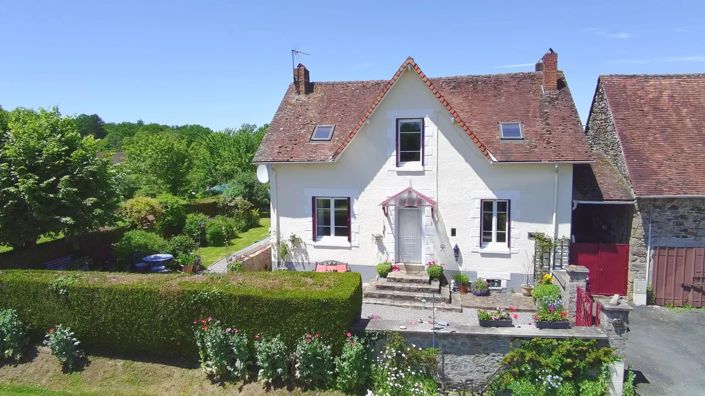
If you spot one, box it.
[294,63,311,94]
[536,49,558,91]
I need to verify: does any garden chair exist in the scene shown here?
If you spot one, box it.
[314,260,350,273]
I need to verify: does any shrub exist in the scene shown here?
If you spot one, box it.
[335,333,373,394]
[294,332,334,389]
[223,172,270,210]
[220,196,259,232]
[453,273,470,285]
[112,230,168,267]
[43,324,85,372]
[255,335,290,384]
[227,260,243,273]
[472,278,490,296]
[119,196,163,230]
[531,282,561,302]
[534,295,568,322]
[193,317,250,381]
[155,194,188,237]
[168,234,197,259]
[184,213,209,246]
[426,261,443,281]
[205,216,236,247]
[490,338,617,395]
[371,332,439,396]
[0,271,362,359]
[186,197,223,217]
[376,262,392,278]
[0,309,29,361]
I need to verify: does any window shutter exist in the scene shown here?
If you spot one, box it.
[395,120,400,167]
[312,197,317,241]
[420,118,425,166]
[507,199,512,249]
[346,197,352,242]
[479,199,485,247]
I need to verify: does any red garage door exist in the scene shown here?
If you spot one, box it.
[570,243,629,296]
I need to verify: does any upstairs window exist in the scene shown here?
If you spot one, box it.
[311,125,335,141]
[396,118,424,166]
[312,197,351,242]
[500,122,523,140]
[481,199,511,247]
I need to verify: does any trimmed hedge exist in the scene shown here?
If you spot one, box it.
[0,270,362,359]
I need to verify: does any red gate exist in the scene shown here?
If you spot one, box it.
[575,287,601,327]
[570,243,629,296]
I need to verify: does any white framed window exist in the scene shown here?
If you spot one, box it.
[311,125,335,141]
[313,197,350,241]
[500,122,523,140]
[396,118,423,165]
[481,199,510,247]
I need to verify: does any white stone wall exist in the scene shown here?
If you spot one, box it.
[269,70,574,284]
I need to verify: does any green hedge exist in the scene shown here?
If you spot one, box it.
[0,270,362,359]
[186,197,223,217]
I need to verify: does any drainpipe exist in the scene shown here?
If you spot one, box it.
[645,200,653,286]
[270,165,281,268]
[551,164,559,270]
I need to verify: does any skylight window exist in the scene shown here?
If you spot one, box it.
[500,122,523,140]
[311,125,335,141]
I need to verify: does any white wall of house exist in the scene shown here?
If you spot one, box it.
[268,70,573,286]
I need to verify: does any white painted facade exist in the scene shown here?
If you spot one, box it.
[268,70,573,285]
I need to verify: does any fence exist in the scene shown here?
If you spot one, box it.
[575,286,601,327]
[652,247,705,307]
[533,237,570,281]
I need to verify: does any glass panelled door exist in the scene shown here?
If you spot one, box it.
[397,208,422,263]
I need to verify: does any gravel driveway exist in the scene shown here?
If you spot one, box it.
[626,306,705,395]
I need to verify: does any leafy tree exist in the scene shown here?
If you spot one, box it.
[123,131,193,196]
[73,113,106,139]
[0,108,119,249]
[223,172,269,209]
[119,196,163,230]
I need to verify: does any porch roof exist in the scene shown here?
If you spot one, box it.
[380,187,437,216]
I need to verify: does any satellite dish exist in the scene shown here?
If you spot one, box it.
[256,164,269,183]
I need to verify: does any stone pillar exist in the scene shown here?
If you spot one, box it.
[555,265,589,322]
[596,297,633,396]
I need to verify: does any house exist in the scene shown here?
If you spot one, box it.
[581,74,705,306]
[253,49,592,289]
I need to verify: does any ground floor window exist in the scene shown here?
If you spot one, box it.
[313,197,351,241]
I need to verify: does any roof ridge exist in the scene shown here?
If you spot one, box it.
[601,73,705,78]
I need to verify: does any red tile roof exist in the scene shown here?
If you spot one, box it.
[573,153,634,201]
[599,74,705,196]
[254,58,590,163]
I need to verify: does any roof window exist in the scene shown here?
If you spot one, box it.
[311,125,335,141]
[500,122,523,140]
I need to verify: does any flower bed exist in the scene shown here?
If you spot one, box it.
[531,274,570,329]
[477,307,518,327]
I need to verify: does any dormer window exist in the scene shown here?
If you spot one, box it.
[500,122,523,140]
[311,125,335,141]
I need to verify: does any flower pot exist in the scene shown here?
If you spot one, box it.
[521,285,533,297]
[459,284,469,294]
[472,289,490,297]
[479,319,514,328]
[535,320,571,329]
[182,264,194,274]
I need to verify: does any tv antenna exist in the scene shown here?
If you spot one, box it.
[291,49,310,83]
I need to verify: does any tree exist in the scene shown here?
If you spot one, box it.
[123,130,193,196]
[74,113,106,139]
[0,108,120,249]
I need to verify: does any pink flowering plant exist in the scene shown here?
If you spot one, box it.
[193,316,251,381]
[533,296,569,322]
[294,332,334,389]
[425,259,444,281]
[334,331,374,394]
[254,334,290,385]
[477,308,511,321]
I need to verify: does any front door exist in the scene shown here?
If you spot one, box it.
[397,208,422,263]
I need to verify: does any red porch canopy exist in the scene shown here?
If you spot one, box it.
[380,187,437,217]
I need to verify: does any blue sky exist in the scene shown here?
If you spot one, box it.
[2,0,704,130]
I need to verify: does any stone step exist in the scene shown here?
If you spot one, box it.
[364,287,447,303]
[363,297,463,313]
[386,271,430,284]
[373,279,441,293]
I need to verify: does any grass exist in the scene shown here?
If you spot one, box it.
[0,346,342,396]
[665,303,704,313]
[195,217,271,267]
[0,233,65,254]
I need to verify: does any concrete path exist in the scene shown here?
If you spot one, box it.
[206,236,271,274]
[626,305,705,395]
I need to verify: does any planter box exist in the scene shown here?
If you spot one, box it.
[535,320,571,329]
[472,289,490,297]
[479,319,514,327]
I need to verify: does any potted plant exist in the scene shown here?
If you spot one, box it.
[472,278,490,296]
[426,260,444,282]
[521,259,535,297]
[477,309,514,327]
[533,293,570,329]
[176,253,196,273]
[376,261,392,278]
[453,273,470,294]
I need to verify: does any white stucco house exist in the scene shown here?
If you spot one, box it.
[253,49,592,288]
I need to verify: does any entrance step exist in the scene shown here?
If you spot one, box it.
[364,293,462,312]
[364,287,446,303]
[374,279,440,293]
[386,271,430,284]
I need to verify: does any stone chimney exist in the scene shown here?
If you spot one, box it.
[294,63,311,94]
[536,49,558,91]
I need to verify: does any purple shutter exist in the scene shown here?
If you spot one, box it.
[507,200,511,248]
[346,197,352,242]
[420,118,425,166]
[312,197,317,241]
[395,119,400,167]
[479,199,485,247]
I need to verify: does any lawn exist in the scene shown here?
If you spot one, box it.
[195,217,271,267]
[0,346,341,396]
[0,233,65,254]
